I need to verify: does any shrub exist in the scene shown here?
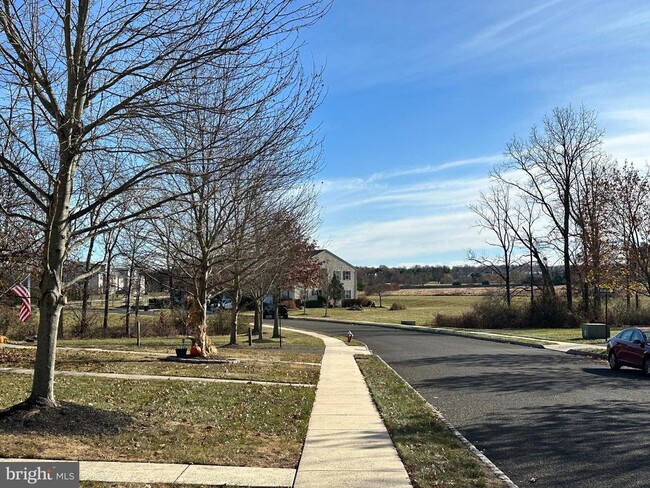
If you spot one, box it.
[294,298,302,309]
[342,298,374,308]
[207,310,248,336]
[142,311,180,337]
[389,302,406,311]
[306,298,324,308]
[148,297,171,309]
[433,295,583,329]
[2,306,37,340]
[435,312,480,329]
[481,280,490,286]
[281,299,297,310]
[452,281,462,287]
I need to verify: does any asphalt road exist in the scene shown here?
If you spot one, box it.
[286,318,650,488]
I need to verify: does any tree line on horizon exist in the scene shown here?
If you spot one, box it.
[356,263,567,289]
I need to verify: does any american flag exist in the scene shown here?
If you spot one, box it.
[10,276,31,322]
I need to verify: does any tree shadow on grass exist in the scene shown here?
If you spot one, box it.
[0,401,135,436]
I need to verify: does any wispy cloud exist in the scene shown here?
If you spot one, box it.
[364,155,502,183]
[322,212,476,263]
[316,155,500,265]
[461,0,563,52]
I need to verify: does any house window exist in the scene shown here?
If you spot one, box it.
[343,270,351,280]
[334,270,341,280]
[345,289,352,299]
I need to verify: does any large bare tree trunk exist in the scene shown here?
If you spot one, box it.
[188,269,212,355]
[30,165,75,406]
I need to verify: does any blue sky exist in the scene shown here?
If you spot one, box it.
[299,0,650,267]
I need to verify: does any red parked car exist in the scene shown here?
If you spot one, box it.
[607,327,650,374]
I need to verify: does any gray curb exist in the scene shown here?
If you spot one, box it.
[286,316,548,349]
[372,355,519,488]
[286,316,609,355]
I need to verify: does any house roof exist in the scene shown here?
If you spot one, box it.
[311,249,356,270]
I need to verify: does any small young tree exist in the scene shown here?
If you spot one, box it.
[328,272,345,307]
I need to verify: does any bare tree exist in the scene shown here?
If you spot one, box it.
[0,0,327,409]
[498,105,604,309]
[469,182,518,306]
[116,219,151,337]
[506,197,556,299]
[152,51,322,351]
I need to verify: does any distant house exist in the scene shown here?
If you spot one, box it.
[289,249,357,303]
[87,266,146,295]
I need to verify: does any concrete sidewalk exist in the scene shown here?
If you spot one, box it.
[0,459,296,487]
[290,328,411,488]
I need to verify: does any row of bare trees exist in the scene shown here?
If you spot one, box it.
[0,0,328,409]
[471,105,650,320]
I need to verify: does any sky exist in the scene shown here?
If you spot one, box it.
[297,0,650,267]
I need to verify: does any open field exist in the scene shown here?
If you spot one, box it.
[291,294,483,326]
[387,286,505,297]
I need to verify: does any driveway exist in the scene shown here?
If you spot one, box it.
[287,318,650,488]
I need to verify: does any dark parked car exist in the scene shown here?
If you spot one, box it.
[607,327,650,374]
[263,303,288,319]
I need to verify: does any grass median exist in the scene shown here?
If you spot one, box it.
[460,327,619,344]
[356,355,506,488]
[0,347,319,385]
[57,330,324,364]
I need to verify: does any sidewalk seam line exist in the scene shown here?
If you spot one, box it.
[173,464,192,484]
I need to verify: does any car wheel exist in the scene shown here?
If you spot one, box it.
[644,357,650,375]
[608,351,621,370]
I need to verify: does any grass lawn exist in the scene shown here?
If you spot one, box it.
[0,374,313,468]
[462,327,621,344]
[291,294,482,326]
[0,347,320,385]
[356,355,505,488]
[57,330,325,364]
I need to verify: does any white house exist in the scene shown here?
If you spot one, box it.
[293,249,357,303]
[87,267,146,295]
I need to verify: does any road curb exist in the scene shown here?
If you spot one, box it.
[286,316,548,350]
[372,355,519,488]
[566,349,607,360]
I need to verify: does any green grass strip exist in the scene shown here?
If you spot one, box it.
[356,355,508,488]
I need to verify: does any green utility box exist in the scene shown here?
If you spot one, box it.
[581,323,610,340]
